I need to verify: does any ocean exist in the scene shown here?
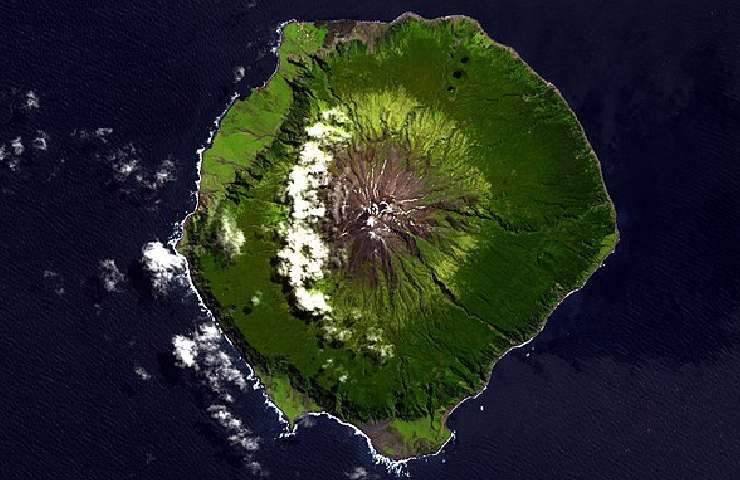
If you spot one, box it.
[2,1,739,479]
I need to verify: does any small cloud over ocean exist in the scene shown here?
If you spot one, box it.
[140,241,186,295]
[99,258,126,292]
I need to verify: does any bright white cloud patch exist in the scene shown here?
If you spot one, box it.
[234,66,246,83]
[99,258,125,292]
[172,324,261,459]
[173,335,197,367]
[277,109,350,315]
[141,241,185,294]
[208,404,260,451]
[172,323,248,394]
[218,211,246,258]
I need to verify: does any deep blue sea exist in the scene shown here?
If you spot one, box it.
[2,1,740,479]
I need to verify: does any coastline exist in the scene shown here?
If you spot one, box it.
[170,11,620,469]
[166,17,417,473]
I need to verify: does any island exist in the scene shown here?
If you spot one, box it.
[178,13,617,459]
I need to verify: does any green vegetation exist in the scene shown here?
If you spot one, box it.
[198,22,328,197]
[387,413,449,457]
[179,14,617,458]
[260,373,320,422]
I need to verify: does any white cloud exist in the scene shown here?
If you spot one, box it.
[140,241,185,294]
[346,467,368,480]
[208,404,260,452]
[218,211,246,258]
[99,258,125,292]
[135,366,151,381]
[142,157,177,190]
[105,142,176,192]
[43,270,64,295]
[246,461,265,476]
[10,137,24,155]
[25,90,39,110]
[277,112,350,316]
[173,335,197,367]
[234,66,246,83]
[95,127,113,141]
[32,131,47,151]
[109,143,140,181]
[71,127,113,142]
[0,144,17,171]
[153,157,176,185]
[250,293,261,306]
[172,322,248,394]
[172,324,260,457]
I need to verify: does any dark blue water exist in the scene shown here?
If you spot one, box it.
[2,1,739,479]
